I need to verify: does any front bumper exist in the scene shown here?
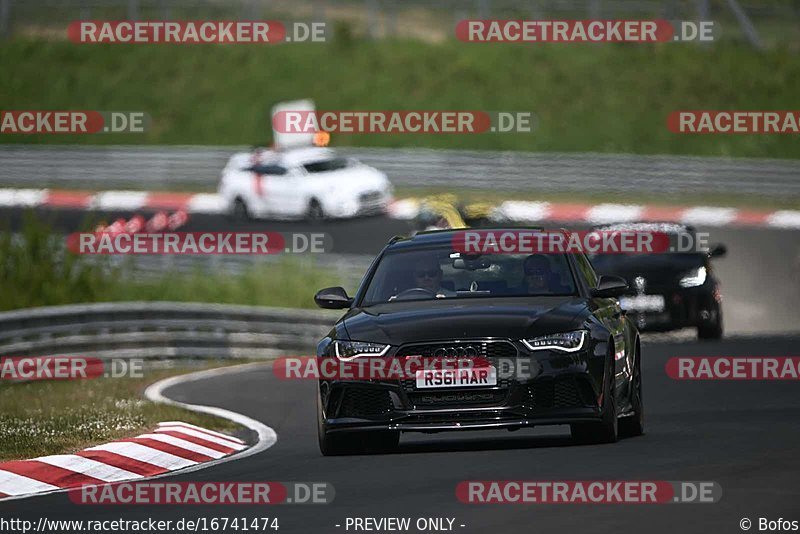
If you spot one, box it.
[622,286,719,331]
[328,191,390,218]
[318,339,606,434]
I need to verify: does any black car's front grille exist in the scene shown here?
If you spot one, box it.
[396,340,517,394]
[394,340,518,359]
[525,376,593,410]
[337,387,393,418]
[486,342,518,359]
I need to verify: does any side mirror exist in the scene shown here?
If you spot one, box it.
[314,287,353,309]
[591,275,629,299]
[709,243,727,258]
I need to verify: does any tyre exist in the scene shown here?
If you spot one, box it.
[571,346,618,444]
[619,342,644,438]
[307,199,324,220]
[698,305,723,340]
[232,197,250,222]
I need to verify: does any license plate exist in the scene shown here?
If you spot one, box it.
[415,367,497,388]
[620,295,666,312]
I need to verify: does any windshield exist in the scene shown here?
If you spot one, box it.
[302,158,350,173]
[361,246,577,306]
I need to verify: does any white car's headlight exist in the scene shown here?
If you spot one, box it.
[522,331,587,352]
[679,266,707,288]
[333,340,390,361]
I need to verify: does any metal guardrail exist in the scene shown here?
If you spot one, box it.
[2,145,800,196]
[0,302,340,360]
[1,0,790,48]
[113,253,373,289]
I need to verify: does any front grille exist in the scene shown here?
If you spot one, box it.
[359,191,384,203]
[358,191,386,213]
[525,376,592,410]
[337,387,393,418]
[395,340,517,407]
[395,340,518,359]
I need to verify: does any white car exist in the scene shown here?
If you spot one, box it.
[218,146,393,220]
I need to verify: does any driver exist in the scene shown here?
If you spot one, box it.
[522,254,571,294]
[411,257,456,298]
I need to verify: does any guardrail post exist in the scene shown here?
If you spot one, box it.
[80,1,92,21]
[312,0,327,29]
[385,1,396,37]
[128,0,139,20]
[725,0,764,50]
[159,0,170,20]
[588,0,601,19]
[0,0,11,40]
[366,0,379,39]
[696,0,710,19]
[476,0,490,19]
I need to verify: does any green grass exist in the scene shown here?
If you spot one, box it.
[1,38,799,158]
[105,261,341,308]
[0,362,245,461]
[0,214,342,311]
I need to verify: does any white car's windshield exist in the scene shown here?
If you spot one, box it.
[361,247,577,305]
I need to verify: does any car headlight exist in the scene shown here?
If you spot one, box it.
[679,266,707,288]
[522,331,587,352]
[333,340,390,361]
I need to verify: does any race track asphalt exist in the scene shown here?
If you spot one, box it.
[1,206,798,533]
[2,335,798,533]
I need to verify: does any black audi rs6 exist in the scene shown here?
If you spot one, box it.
[313,228,644,455]
[589,223,726,339]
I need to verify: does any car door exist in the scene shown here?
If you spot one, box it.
[249,163,300,217]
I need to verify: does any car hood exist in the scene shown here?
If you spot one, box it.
[341,297,587,345]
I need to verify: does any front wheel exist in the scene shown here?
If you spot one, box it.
[619,344,644,438]
[697,311,722,339]
[232,197,250,221]
[307,199,325,220]
[698,304,723,340]
[571,347,618,444]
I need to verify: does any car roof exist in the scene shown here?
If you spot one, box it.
[386,227,548,250]
[279,147,337,166]
[227,147,340,169]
